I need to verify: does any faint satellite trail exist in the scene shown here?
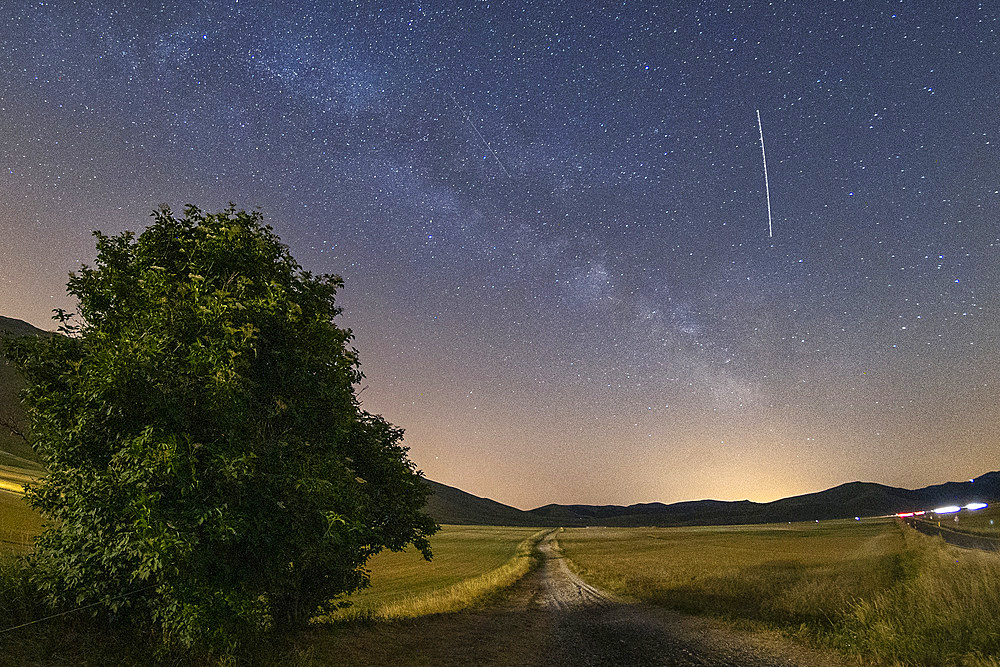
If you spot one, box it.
[448,93,511,178]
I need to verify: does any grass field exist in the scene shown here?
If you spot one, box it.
[559,520,1000,666]
[0,523,548,664]
[0,464,43,554]
[0,485,546,621]
[0,490,42,553]
[0,463,38,495]
[0,465,547,621]
[327,525,545,620]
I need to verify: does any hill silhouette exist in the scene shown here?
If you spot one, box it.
[426,473,1000,526]
[422,479,540,526]
[0,316,48,469]
[1,316,997,528]
[0,316,48,338]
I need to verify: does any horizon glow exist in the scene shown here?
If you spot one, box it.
[1,2,999,508]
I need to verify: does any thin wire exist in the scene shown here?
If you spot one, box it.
[0,584,157,635]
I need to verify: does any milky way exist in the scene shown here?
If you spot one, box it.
[1,2,998,508]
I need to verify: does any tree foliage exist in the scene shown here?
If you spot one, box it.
[1,205,437,650]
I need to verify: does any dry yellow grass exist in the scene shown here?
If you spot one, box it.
[0,464,38,496]
[560,520,1000,666]
[841,529,1000,666]
[327,525,546,621]
[0,489,43,553]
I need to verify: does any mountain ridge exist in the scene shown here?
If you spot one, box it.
[0,316,48,468]
[425,472,1000,527]
[0,316,49,338]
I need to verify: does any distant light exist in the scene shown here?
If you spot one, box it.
[897,512,915,518]
[855,517,860,521]
[965,503,988,511]
[934,506,961,514]
[914,511,925,516]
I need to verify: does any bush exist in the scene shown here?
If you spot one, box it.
[1,205,438,652]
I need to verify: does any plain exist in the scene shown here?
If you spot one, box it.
[559,520,1000,666]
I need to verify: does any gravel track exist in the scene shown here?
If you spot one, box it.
[509,530,616,611]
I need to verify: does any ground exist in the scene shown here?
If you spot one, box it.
[304,530,850,666]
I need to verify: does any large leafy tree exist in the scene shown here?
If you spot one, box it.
[2,205,437,649]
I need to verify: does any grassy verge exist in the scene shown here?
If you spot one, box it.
[0,464,39,496]
[559,521,1000,666]
[0,489,42,553]
[328,525,546,620]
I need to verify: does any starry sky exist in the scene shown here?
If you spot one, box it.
[1,1,998,509]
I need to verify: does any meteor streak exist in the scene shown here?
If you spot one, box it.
[448,93,511,178]
[756,109,773,238]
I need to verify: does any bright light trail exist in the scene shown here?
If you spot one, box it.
[756,109,773,238]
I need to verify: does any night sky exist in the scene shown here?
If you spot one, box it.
[1,1,998,509]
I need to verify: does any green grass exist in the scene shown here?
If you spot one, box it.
[559,520,1000,666]
[0,464,43,554]
[0,473,547,623]
[0,524,548,665]
[0,489,42,554]
[0,463,40,493]
[0,496,546,622]
[327,525,545,620]
[0,552,190,666]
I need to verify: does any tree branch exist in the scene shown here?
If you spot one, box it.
[0,412,29,445]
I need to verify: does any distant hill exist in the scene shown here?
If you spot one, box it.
[0,316,49,339]
[0,316,48,469]
[422,479,539,526]
[423,473,1000,527]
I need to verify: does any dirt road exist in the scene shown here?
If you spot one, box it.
[509,529,615,611]
[315,529,848,666]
